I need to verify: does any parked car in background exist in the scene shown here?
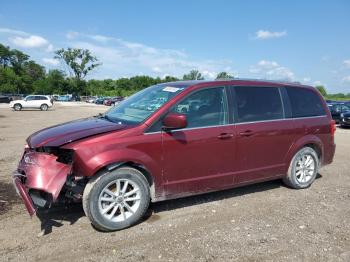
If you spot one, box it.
[9,95,52,111]
[57,95,71,102]
[327,103,350,123]
[340,111,350,127]
[13,80,336,231]
[0,95,13,103]
[86,96,97,103]
[104,96,124,106]
[95,97,108,104]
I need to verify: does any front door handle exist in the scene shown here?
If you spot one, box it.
[217,133,234,139]
[239,130,254,137]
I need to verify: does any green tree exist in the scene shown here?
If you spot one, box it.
[54,48,101,95]
[162,75,179,82]
[0,67,21,93]
[0,44,12,67]
[216,71,233,80]
[33,70,67,94]
[24,60,45,81]
[9,49,29,74]
[316,85,327,96]
[54,48,100,80]
[183,70,204,80]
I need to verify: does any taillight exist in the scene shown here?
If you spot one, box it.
[330,120,336,137]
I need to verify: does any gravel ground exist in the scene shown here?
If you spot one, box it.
[0,103,349,262]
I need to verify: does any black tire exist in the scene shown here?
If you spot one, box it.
[283,147,319,189]
[83,167,150,231]
[13,103,22,111]
[40,104,48,111]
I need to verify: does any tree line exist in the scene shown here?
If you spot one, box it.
[0,42,349,99]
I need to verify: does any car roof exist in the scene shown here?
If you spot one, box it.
[164,79,313,89]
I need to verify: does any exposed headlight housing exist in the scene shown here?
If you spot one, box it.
[24,154,37,165]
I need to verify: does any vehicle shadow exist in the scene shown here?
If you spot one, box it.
[36,203,84,235]
[36,174,323,234]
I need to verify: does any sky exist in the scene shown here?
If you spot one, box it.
[0,0,350,93]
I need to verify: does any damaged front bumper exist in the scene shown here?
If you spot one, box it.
[13,151,72,216]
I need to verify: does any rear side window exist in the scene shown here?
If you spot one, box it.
[35,96,48,100]
[286,87,326,117]
[233,86,284,123]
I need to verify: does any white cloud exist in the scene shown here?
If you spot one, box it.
[152,66,162,73]
[202,70,217,79]
[42,58,59,66]
[66,31,79,40]
[46,44,54,52]
[302,77,311,83]
[0,27,28,36]
[11,35,49,48]
[255,30,287,40]
[66,32,234,79]
[249,60,294,80]
[342,76,350,83]
[0,27,53,52]
[313,80,324,86]
[343,59,350,68]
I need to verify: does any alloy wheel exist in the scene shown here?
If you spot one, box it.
[98,178,141,222]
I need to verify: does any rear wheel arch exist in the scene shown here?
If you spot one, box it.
[286,135,324,168]
[40,103,49,111]
[304,143,323,163]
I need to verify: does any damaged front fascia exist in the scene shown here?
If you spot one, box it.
[19,151,73,201]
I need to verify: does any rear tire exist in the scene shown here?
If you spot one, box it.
[283,147,319,189]
[13,103,22,111]
[40,104,48,111]
[83,167,150,231]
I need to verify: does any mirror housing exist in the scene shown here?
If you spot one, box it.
[162,113,187,130]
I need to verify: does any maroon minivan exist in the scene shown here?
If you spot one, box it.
[13,79,336,231]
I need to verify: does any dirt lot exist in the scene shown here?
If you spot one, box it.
[0,103,349,262]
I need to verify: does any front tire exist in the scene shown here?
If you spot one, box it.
[13,103,22,111]
[283,147,319,189]
[83,167,150,231]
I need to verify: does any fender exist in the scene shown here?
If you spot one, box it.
[284,134,324,172]
[72,147,163,199]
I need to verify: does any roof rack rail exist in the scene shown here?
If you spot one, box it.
[215,77,302,85]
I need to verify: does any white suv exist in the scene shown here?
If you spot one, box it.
[9,95,53,111]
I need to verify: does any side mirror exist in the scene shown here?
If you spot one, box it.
[162,113,187,130]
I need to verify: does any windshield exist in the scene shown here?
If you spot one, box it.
[105,84,188,124]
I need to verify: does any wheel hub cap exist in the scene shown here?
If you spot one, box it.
[98,178,141,222]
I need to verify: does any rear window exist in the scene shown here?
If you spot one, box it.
[233,86,284,123]
[286,87,326,118]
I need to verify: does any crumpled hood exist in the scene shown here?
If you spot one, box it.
[27,117,129,148]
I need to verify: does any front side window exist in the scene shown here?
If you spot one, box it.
[233,86,284,123]
[171,87,228,128]
[105,84,188,124]
[286,87,326,117]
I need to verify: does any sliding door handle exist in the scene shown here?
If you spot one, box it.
[239,130,254,137]
[217,133,234,139]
